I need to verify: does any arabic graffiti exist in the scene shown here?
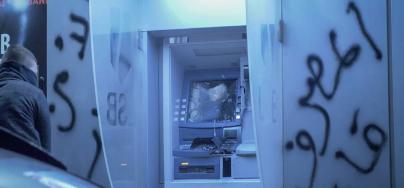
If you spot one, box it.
[48,3,105,185]
[52,70,77,132]
[69,13,89,60]
[284,1,387,188]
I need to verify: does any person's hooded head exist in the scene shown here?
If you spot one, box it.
[0,45,39,86]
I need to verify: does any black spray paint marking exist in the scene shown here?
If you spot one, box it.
[285,1,385,187]
[299,88,330,156]
[329,30,361,95]
[298,30,361,156]
[69,13,89,60]
[305,31,360,101]
[51,9,102,182]
[296,130,317,188]
[55,35,64,51]
[347,2,383,61]
[295,0,383,157]
[299,62,331,156]
[335,123,386,174]
[49,103,56,113]
[87,129,102,179]
[53,71,76,132]
[285,140,294,150]
[91,108,98,117]
[350,109,359,135]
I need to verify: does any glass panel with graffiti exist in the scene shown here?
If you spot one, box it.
[282,1,390,188]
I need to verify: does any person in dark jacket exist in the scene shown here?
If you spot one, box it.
[0,45,50,151]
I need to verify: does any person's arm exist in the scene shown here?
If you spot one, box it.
[36,94,51,152]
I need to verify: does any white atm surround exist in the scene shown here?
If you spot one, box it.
[150,27,261,188]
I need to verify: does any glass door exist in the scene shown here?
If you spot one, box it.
[282,1,389,187]
[247,0,390,187]
[89,0,147,187]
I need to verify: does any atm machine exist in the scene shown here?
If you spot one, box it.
[159,27,259,185]
[173,68,247,179]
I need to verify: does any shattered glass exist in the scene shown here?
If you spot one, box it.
[187,80,237,123]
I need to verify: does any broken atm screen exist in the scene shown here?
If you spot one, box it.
[187,79,237,123]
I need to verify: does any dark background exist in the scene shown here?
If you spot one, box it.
[0,3,47,94]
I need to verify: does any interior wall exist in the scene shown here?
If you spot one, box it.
[140,0,246,31]
[391,0,404,187]
[146,34,161,188]
[157,37,165,187]
[47,0,109,187]
[170,50,184,150]
[246,0,283,187]
[282,1,389,187]
[162,40,173,182]
[240,56,255,144]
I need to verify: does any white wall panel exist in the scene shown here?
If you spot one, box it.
[282,1,389,187]
[47,0,109,186]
